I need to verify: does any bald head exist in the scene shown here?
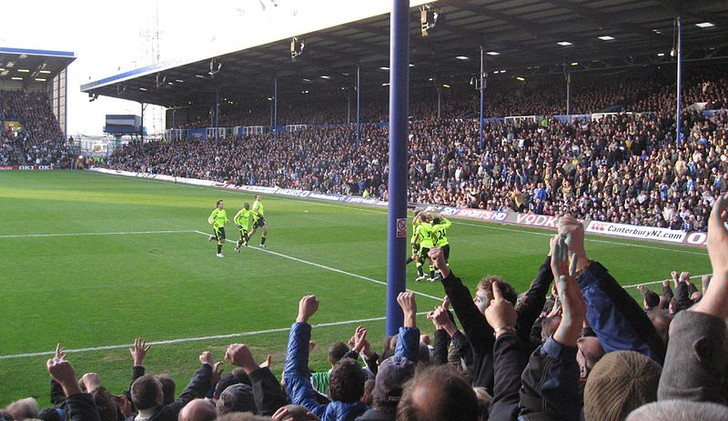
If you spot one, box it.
[178,399,216,421]
[397,365,478,421]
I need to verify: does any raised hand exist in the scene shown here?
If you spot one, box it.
[679,271,691,283]
[484,281,517,338]
[211,362,224,385]
[553,271,587,347]
[47,348,82,397]
[397,291,417,327]
[708,194,728,274]
[550,234,570,282]
[352,326,369,353]
[296,295,319,323]
[428,305,458,336]
[79,372,101,394]
[225,344,260,374]
[130,337,151,366]
[428,247,450,278]
[692,194,728,319]
[260,354,272,369]
[199,351,214,366]
[54,343,66,361]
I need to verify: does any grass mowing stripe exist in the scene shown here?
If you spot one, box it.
[195,230,444,302]
[0,229,195,239]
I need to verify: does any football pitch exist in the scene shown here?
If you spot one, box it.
[0,171,711,403]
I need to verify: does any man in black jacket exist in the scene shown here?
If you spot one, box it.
[130,351,214,421]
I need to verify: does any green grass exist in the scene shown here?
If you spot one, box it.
[0,171,711,404]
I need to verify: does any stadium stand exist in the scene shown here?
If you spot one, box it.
[109,70,728,232]
[0,90,71,167]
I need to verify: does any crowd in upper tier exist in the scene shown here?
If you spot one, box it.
[111,67,728,232]
[0,90,70,166]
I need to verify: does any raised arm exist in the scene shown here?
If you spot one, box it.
[519,236,584,421]
[225,343,287,416]
[46,347,101,421]
[560,215,665,363]
[395,291,421,362]
[659,194,728,403]
[429,247,494,351]
[484,281,526,421]
[283,295,327,418]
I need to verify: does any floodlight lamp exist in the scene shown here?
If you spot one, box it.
[209,60,222,76]
[420,5,439,37]
[291,37,305,61]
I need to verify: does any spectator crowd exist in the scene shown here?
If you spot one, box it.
[5,201,728,420]
[0,90,70,166]
[110,69,728,232]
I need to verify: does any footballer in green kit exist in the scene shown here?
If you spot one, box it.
[234,202,253,253]
[208,199,229,257]
[248,194,268,248]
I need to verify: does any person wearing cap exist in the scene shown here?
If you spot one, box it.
[223,344,287,416]
[355,356,415,421]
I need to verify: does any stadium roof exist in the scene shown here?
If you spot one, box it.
[0,47,76,85]
[81,0,728,108]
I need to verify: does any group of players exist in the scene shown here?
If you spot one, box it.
[207,198,452,279]
[408,212,451,282]
[207,194,268,257]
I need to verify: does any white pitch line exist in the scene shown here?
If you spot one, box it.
[193,230,443,302]
[0,229,196,239]
[622,273,711,289]
[0,312,432,360]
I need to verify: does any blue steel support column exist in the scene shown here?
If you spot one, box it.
[140,102,145,143]
[356,65,361,149]
[676,16,682,144]
[386,0,409,337]
[479,46,484,151]
[274,77,279,143]
[215,88,220,144]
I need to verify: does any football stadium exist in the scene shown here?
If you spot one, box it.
[1,1,728,420]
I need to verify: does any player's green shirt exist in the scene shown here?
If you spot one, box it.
[234,208,253,230]
[208,208,228,229]
[415,222,435,248]
[433,218,451,247]
[252,200,265,220]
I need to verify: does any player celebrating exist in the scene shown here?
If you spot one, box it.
[248,194,268,248]
[208,199,229,257]
[234,202,253,253]
[412,213,436,282]
[431,215,452,281]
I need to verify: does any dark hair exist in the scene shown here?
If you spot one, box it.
[328,342,350,366]
[642,290,660,309]
[243,202,250,210]
[131,375,162,410]
[397,365,479,421]
[477,276,518,305]
[91,387,118,421]
[217,200,223,206]
[329,358,366,403]
[361,379,375,407]
[156,375,176,405]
